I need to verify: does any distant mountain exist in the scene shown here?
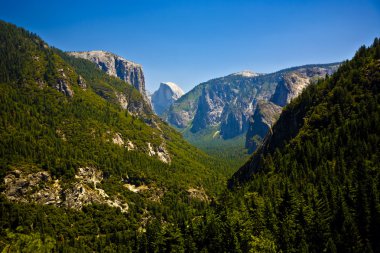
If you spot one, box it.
[165,71,264,132]
[68,50,151,107]
[151,82,184,115]
[164,64,339,155]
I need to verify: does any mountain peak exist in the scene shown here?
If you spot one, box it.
[69,50,142,67]
[152,82,184,116]
[160,82,184,97]
[230,70,260,78]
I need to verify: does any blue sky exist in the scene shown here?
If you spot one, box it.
[1,0,379,92]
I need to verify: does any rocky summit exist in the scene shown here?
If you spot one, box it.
[68,50,151,107]
[151,82,184,116]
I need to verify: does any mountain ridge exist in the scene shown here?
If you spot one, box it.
[164,63,339,158]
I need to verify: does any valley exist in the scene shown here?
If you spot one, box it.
[0,16,379,253]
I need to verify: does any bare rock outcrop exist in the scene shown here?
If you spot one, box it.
[68,51,151,106]
[2,167,128,213]
[147,142,171,164]
[54,68,74,97]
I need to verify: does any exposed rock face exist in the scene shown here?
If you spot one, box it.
[147,142,171,164]
[107,132,169,163]
[55,79,73,97]
[112,133,125,146]
[187,188,210,203]
[151,82,184,115]
[170,71,270,138]
[245,101,282,153]
[230,70,260,78]
[191,87,225,133]
[123,183,164,203]
[68,51,151,106]
[115,92,128,109]
[270,66,338,107]
[124,183,149,193]
[165,64,339,144]
[167,109,194,129]
[245,65,339,153]
[270,73,309,107]
[54,68,73,97]
[156,144,171,164]
[126,140,135,151]
[220,111,243,139]
[220,105,250,139]
[77,75,87,89]
[167,71,269,139]
[3,170,61,205]
[2,168,128,213]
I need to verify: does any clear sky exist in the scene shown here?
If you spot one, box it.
[1,0,379,92]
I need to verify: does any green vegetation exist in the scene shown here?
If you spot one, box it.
[0,20,379,252]
[0,20,226,251]
[180,126,250,175]
[226,38,380,252]
[0,20,227,191]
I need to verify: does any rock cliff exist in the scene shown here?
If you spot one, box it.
[151,82,184,115]
[164,64,339,152]
[270,66,338,107]
[245,101,282,153]
[68,50,151,106]
[2,167,129,213]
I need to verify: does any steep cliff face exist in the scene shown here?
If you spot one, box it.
[166,65,339,147]
[68,51,151,106]
[151,82,184,115]
[191,87,226,132]
[270,66,338,107]
[220,105,250,139]
[245,101,282,153]
[186,71,268,138]
[270,73,308,107]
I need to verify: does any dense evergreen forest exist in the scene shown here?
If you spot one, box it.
[0,21,226,252]
[0,21,379,252]
[225,38,380,252]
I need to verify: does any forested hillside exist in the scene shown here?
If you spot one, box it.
[0,20,379,252]
[225,38,380,252]
[0,21,227,252]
